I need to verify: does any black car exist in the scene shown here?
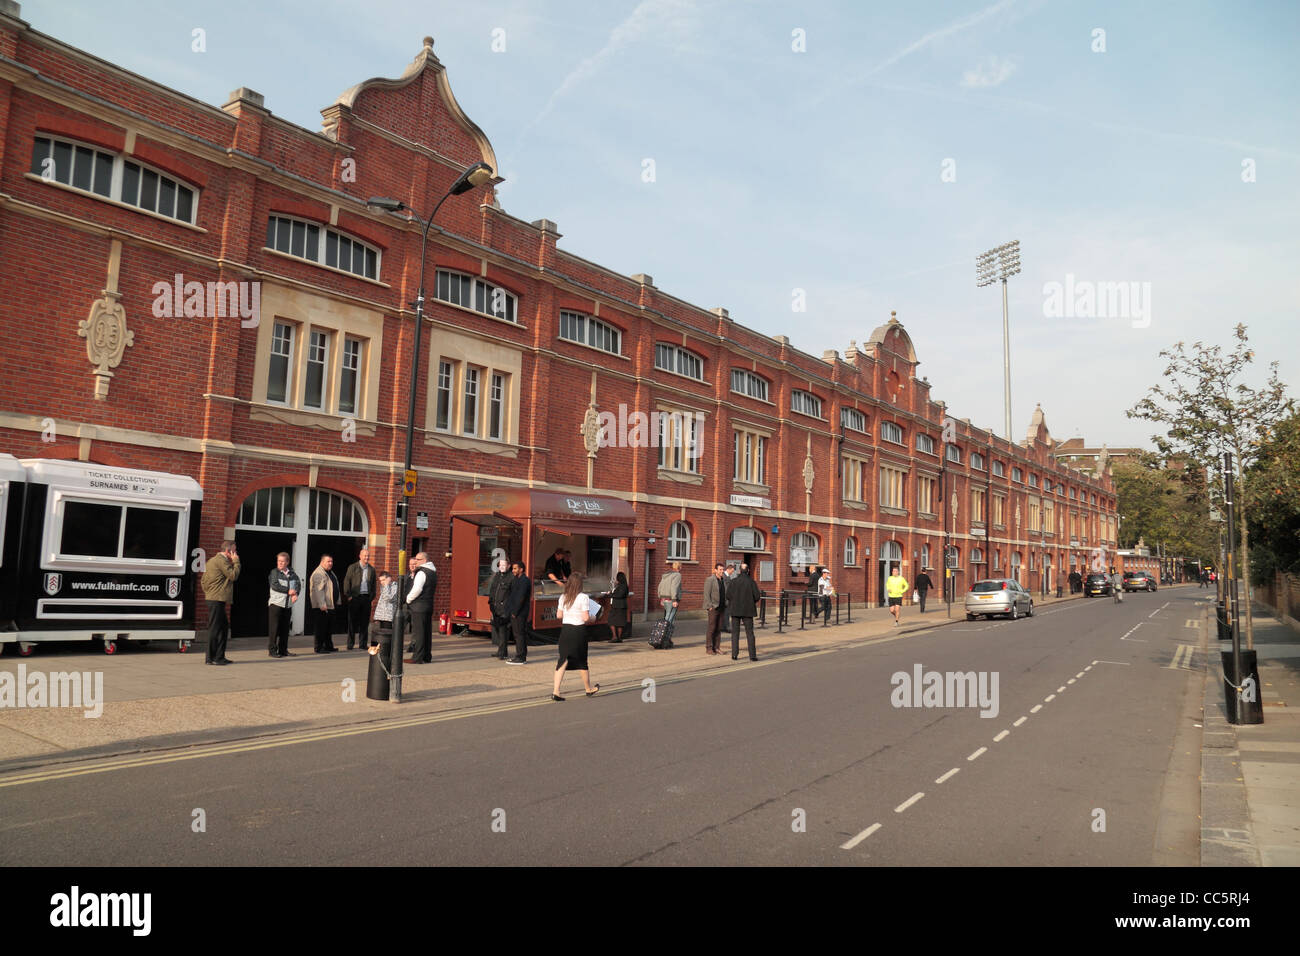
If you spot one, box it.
[1123,571,1157,592]
[1084,573,1112,597]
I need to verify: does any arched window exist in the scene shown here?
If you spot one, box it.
[921,543,931,569]
[970,547,984,565]
[791,531,819,567]
[844,536,857,566]
[667,521,691,560]
[880,540,903,563]
[728,526,765,551]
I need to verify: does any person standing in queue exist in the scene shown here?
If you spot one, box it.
[368,571,397,650]
[404,552,437,664]
[488,557,514,660]
[202,540,240,665]
[885,565,910,626]
[342,547,376,651]
[914,568,933,614]
[551,572,602,701]
[658,562,683,624]
[309,554,341,653]
[267,551,300,658]
[505,560,532,665]
[703,562,728,655]
[727,563,762,661]
[817,571,834,624]
[608,570,631,643]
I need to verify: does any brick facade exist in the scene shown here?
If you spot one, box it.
[0,9,1118,632]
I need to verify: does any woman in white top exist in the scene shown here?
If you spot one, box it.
[552,572,603,701]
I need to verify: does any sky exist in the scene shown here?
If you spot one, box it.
[28,0,1300,449]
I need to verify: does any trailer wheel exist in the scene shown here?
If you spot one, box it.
[103,640,117,655]
[18,642,34,657]
[178,640,191,653]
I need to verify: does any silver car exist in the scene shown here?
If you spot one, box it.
[965,578,1034,621]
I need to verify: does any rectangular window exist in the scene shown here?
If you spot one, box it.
[993,461,1005,477]
[436,360,454,431]
[1029,501,1041,533]
[339,337,362,415]
[971,452,985,471]
[58,500,181,565]
[462,367,480,434]
[122,507,180,560]
[1012,467,1023,483]
[792,390,822,418]
[879,466,905,509]
[917,476,935,514]
[841,457,866,501]
[946,445,961,463]
[993,495,1005,526]
[657,411,700,474]
[62,501,121,557]
[304,329,329,409]
[916,433,934,454]
[971,488,986,524]
[733,429,766,484]
[881,421,904,444]
[489,372,505,441]
[267,321,294,404]
[1029,473,1039,488]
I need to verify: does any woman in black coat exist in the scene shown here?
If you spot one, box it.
[608,571,630,642]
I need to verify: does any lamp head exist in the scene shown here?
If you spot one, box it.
[366,197,406,213]
[449,161,495,196]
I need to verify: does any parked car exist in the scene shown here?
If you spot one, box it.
[1084,573,1112,597]
[1123,571,1157,592]
[965,578,1034,621]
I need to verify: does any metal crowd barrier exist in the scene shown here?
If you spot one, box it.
[775,590,852,633]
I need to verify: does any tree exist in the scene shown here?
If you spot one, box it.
[1112,452,1218,563]
[1244,410,1300,579]
[1127,324,1293,648]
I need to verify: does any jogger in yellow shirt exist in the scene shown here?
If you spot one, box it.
[885,566,910,626]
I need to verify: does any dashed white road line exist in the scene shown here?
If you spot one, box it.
[1084,665,1093,671]
[895,792,925,813]
[1148,602,1170,619]
[967,747,987,761]
[993,730,1010,742]
[1030,704,1043,713]
[1121,623,1145,642]
[935,768,960,784]
[1075,671,1086,678]
[1044,694,1056,702]
[1067,678,1077,684]
[1057,686,1066,692]
[840,822,881,850]
[1013,716,1028,727]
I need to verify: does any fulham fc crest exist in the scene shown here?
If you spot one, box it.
[44,573,62,595]
[166,577,181,599]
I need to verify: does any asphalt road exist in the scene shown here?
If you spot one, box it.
[0,588,1207,865]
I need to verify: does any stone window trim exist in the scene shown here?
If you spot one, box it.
[657,468,705,485]
[25,172,207,233]
[429,295,529,331]
[879,506,909,518]
[423,326,523,447]
[732,479,770,496]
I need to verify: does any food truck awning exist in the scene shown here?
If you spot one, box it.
[449,488,636,531]
[452,511,520,529]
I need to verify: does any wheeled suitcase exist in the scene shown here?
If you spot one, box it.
[648,619,674,649]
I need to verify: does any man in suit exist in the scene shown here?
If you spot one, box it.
[342,547,376,650]
[201,540,240,665]
[703,562,728,655]
[404,552,437,664]
[267,551,300,658]
[726,563,762,662]
[488,557,514,660]
[505,560,532,665]
[309,555,341,653]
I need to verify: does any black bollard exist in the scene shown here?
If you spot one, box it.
[1220,649,1264,725]
[366,637,390,701]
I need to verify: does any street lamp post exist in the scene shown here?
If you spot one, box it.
[976,240,1022,440]
[367,161,494,703]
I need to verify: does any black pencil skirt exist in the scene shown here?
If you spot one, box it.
[556,623,590,670]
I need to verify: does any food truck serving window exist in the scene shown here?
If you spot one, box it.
[49,495,187,571]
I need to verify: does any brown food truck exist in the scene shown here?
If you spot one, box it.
[447,488,638,639]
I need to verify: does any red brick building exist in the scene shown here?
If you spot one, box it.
[0,5,1117,635]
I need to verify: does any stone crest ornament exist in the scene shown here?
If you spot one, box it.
[79,290,133,400]
[580,401,601,458]
[802,452,815,494]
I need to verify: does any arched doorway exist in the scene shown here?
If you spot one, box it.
[877,540,903,607]
[231,486,369,638]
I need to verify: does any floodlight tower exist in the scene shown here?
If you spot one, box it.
[976,240,1021,440]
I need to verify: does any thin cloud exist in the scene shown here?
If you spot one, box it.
[961,55,1016,87]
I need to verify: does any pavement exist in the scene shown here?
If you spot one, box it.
[1202,597,1300,866]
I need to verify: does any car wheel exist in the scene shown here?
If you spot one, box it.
[966,613,977,621]
[1009,604,1019,620]
[1027,601,1034,617]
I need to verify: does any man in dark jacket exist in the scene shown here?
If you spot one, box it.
[342,547,376,650]
[488,557,514,660]
[403,553,437,664]
[726,563,762,662]
[914,569,933,614]
[505,560,532,665]
[703,562,728,655]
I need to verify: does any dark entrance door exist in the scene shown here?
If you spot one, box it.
[305,534,364,637]
[232,530,294,638]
